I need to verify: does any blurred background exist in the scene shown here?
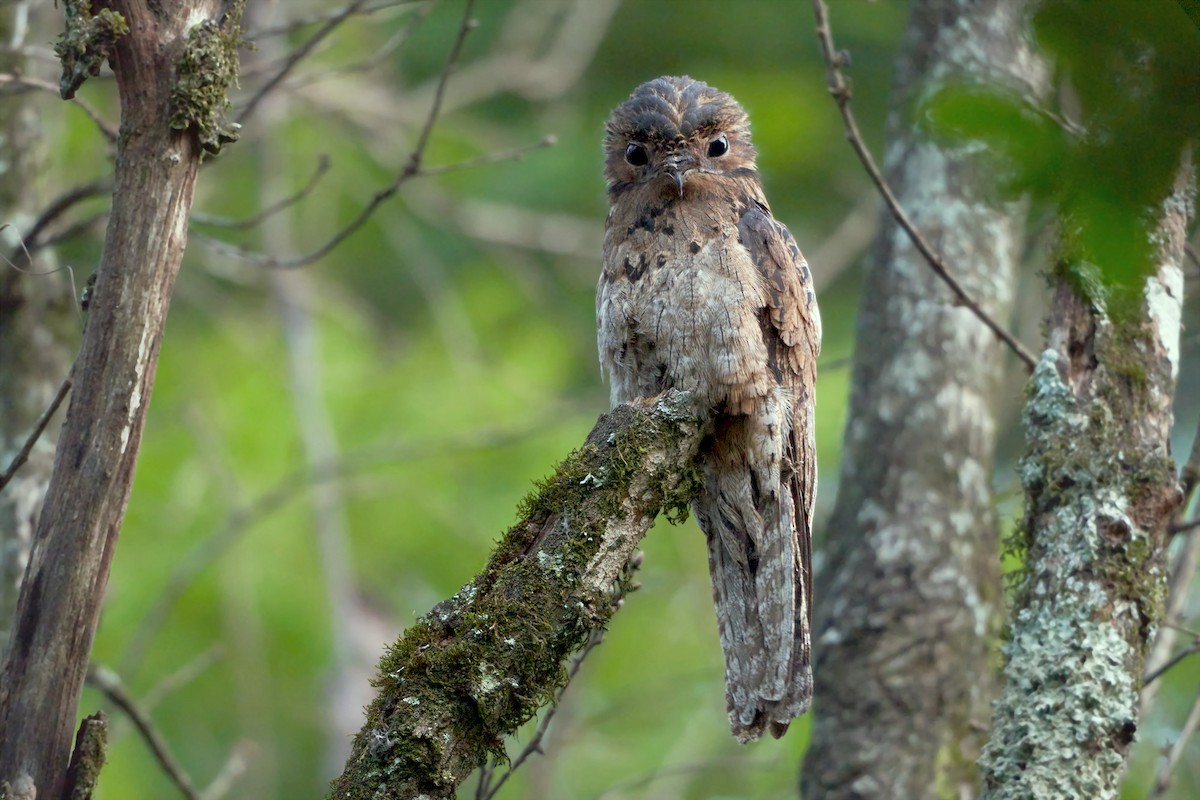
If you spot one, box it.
[1,0,1197,798]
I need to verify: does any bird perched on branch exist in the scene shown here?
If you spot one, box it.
[597,76,821,741]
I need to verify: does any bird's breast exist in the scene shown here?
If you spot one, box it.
[598,199,771,409]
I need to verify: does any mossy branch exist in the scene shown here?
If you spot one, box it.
[169,0,245,155]
[328,390,706,800]
[55,1,129,100]
[63,713,107,800]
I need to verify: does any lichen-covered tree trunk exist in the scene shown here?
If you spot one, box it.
[978,155,1193,800]
[801,2,1044,798]
[0,3,75,659]
[0,2,241,797]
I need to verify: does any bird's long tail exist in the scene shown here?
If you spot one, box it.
[694,407,812,742]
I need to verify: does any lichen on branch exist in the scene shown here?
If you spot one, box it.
[55,1,129,100]
[169,1,245,155]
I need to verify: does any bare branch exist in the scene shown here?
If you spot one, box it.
[7,179,111,265]
[1143,637,1200,685]
[36,210,108,250]
[417,135,557,177]
[248,0,422,40]
[402,0,476,178]
[210,0,479,270]
[1179,414,1200,511]
[87,665,200,800]
[278,1,435,91]
[0,373,72,492]
[810,0,1037,372]
[198,741,255,800]
[1141,415,1200,716]
[191,155,330,230]
[1150,686,1200,798]
[142,646,226,714]
[0,73,118,142]
[237,0,374,125]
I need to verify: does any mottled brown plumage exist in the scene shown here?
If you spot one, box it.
[597,76,821,741]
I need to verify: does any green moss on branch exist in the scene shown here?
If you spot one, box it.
[169,1,245,155]
[329,391,704,800]
[55,1,129,99]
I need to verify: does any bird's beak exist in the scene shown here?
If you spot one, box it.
[663,153,695,198]
[668,169,686,197]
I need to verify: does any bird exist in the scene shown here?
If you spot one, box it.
[596,76,821,742]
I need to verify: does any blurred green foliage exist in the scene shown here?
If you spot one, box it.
[923,0,1198,318]
[10,0,1197,798]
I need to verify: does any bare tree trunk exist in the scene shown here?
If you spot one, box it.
[0,2,240,796]
[0,2,75,658]
[802,2,1044,797]
[978,154,1193,800]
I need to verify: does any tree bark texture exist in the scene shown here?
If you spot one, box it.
[978,156,1194,800]
[329,392,704,800]
[0,4,75,659]
[802,2,1045,798]
[0,2,239,797]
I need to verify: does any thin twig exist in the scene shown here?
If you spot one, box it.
[417,136,556,177]
[238,0,374,124]
[1144,638,1200,686]
[248,0,420,40]
[36,210,109,250]
[1179,415,1200,513]
[191,155,331,230]
[214,0,479,270]
[142,646,226,713]
[402,0,477,178]
[1143,418,1200,715]
[0,374,72,492]
[1185,242,1199,274]
[88,665,200,800]
[810,0,1037,372]
[194,137,550,266]
[7,179,111,266]
[198,741,255,800]
[1151,685,1200,797]
[280,0,435,91]
[0,73,118,142]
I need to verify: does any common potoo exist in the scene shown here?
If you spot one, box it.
[597,76,821,741]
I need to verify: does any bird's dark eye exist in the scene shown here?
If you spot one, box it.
[625,142,649,166]
[707,134,729,158]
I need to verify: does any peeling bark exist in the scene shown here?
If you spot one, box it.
[329,392,704,800]
[978,155,1193,800]
[802,2,1045,798]
[0,2,240,797]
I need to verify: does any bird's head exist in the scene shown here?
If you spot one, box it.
[604,76,758,201]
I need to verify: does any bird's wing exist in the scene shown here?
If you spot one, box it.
[736,200,820,729]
